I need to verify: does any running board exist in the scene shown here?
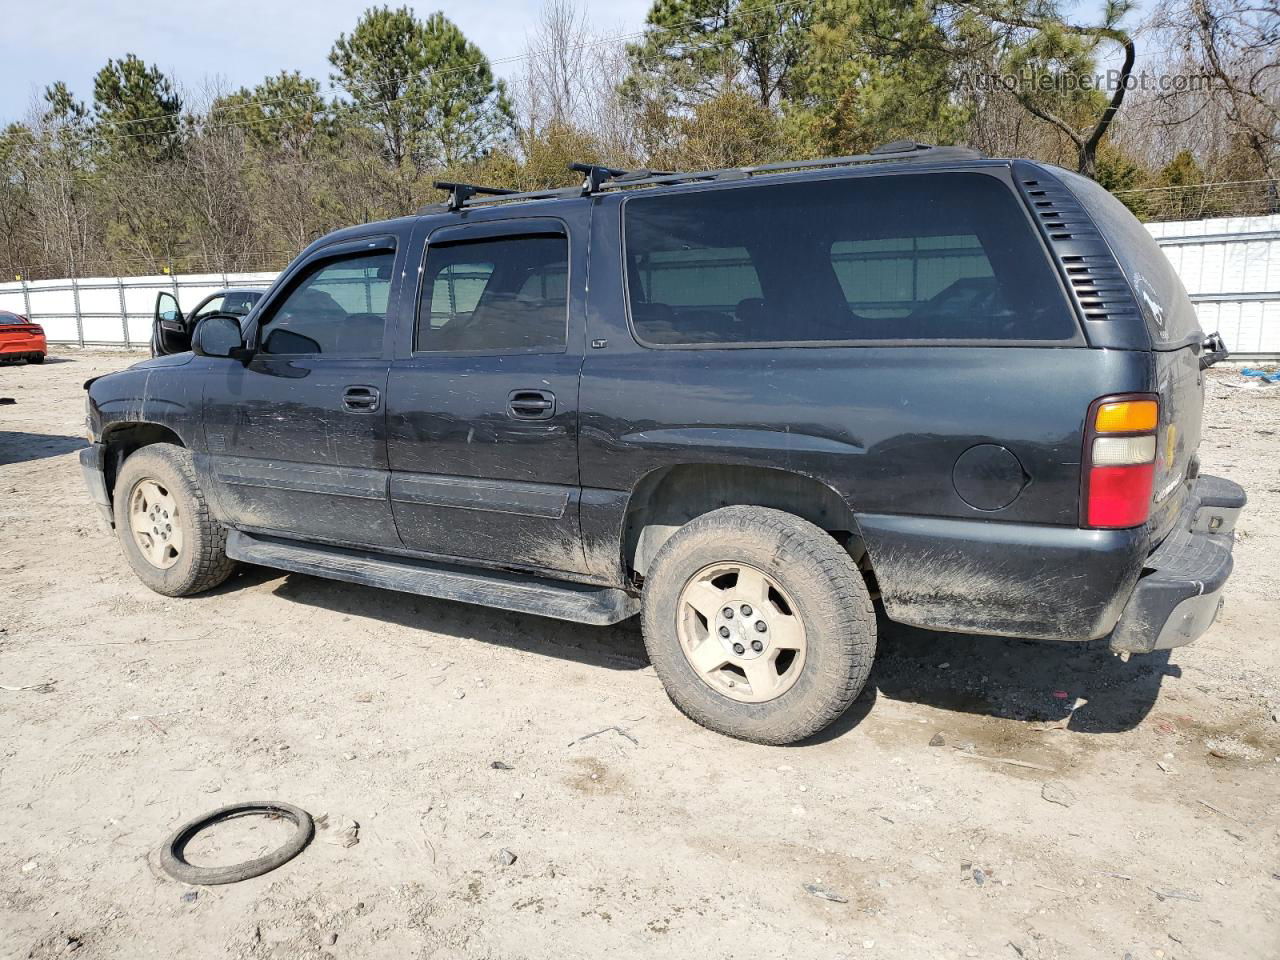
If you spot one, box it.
[225,530,639,625]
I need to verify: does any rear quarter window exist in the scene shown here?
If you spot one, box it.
[623,172,1077,346]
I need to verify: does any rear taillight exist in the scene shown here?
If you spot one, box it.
[29,323,43,334]
[1082,395,1159,528]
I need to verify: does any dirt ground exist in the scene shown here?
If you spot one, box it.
[1,351,1277,960]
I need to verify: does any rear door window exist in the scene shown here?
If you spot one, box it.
[416,232,568,354]
[624,172,1077,345]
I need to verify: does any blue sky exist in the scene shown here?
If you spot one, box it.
[1,0,1131,125]
[0,0,655,123]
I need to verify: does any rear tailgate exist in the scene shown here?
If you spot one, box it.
[1149,346,1203,540]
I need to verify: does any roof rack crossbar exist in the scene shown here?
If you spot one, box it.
[433,180,519,212]
[459,185,582,207]
[569,162,677,194]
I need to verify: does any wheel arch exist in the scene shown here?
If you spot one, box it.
[100,421,187,503]
[621,463,864,580]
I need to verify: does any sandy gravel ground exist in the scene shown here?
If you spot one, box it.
[1,351,1277,960]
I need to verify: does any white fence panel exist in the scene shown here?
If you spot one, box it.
[1,217,1278,356]
[0,272,277,347]
[1149,214,1280,357]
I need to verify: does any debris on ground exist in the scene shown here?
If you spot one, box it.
[320,815,360,848]
[928,732,946,747]
[490,760,514,770]
[1150,887,1202,903]
[954,750,1056,773]
[570,725,638,747]
[1240,367,1280,384]
[1041,781,1077,807]
[0,679,57,693]
[495,848,518,867]
[1205,736,1263,761]
[161,801,316,884]
[1195,798,1246,825]
[803,882,848,903]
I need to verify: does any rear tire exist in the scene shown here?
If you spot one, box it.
[641,506,875,744]
[113,443,235,597]
[29,353,45,364]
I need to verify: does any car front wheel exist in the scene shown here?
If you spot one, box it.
[112,443,235,596]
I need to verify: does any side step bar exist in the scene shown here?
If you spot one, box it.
[225,530,640,626]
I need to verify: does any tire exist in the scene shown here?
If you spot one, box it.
[161,801,314,885]
[112,443,236,596]
[29,353,45,364]
[641,506,875,745]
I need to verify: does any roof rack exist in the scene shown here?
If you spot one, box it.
[568,162,675,193]
[419,142,985,213]
[586,142,985,195]
[432,181,519,212]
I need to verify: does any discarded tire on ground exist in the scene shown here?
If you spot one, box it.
[160,800,314,885]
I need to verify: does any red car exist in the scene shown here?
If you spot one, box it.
[0,310,46,364]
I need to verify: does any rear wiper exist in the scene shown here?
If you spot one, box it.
[1200,331,1229,370]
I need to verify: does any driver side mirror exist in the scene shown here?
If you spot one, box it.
[192,315,249,360]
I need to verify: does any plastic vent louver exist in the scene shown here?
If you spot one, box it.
[1014,167,1140,326]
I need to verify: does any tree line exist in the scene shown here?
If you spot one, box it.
[1,0,1275,280]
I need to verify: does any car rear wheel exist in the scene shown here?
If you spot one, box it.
[641,506,876,744]
[113,443,235,596]
[28,353,45,364]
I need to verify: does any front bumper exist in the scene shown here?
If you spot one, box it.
[1107,475,1245,653]
[80,443,114,526]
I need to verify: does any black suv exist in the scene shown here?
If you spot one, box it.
[80,143,1244,744]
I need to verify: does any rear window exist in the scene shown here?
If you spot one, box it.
[623,172,1076,345]
[1053,168,1201,348]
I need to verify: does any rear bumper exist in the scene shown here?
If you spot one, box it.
[858,474,1244,645]
[80,443,114,526]
[1107,475,1244,653]
[0,334,46,356]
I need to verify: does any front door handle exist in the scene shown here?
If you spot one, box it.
[508,389,556,420]
[342,385,381,413]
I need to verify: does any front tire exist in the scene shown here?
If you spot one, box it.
[641,506,875,745]
[112,443,235,597]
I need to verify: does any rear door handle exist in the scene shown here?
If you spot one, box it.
[342,385,381,413]
[508,389,556,420]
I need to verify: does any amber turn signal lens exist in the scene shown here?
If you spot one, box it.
[1094,399,1158,433]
